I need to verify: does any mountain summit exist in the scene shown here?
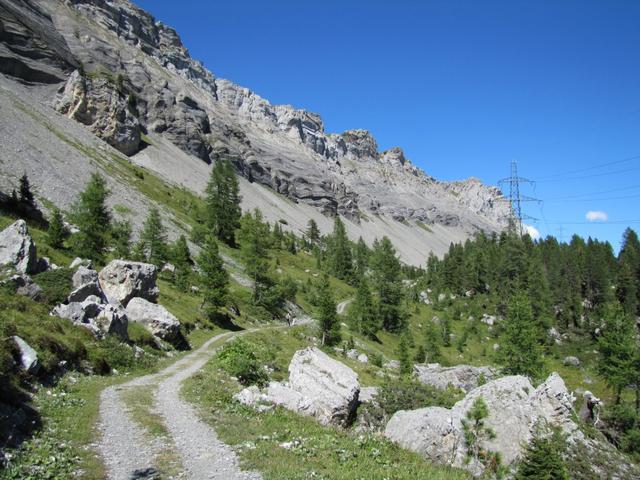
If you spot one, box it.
[0,0,509,264]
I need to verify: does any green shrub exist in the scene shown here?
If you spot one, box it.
[217,338,268,386]
[359,376,461,428]
[369,352,383,367]
[33,268,73,305]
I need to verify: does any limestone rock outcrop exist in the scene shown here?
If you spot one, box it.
[235,347,360,427]
[0,220,38,274]
[98,260,159,307]
[413,363,497,393]
[385,373,576,475]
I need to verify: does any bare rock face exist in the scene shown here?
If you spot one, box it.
[385,373,576,475]
[414,363,497,393]
[54,70,141,155]
[125,297,181,344]
[98,260,159,307]
[235,347,360,427]
[0,220,38,274]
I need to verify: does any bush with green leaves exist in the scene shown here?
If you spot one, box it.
[33,268,73,306]
[515,426,569,480]
[217,338,268,386]
[359,376,460,428]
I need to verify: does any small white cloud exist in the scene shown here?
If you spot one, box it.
[586,210,608,222]
[524,224,541,240]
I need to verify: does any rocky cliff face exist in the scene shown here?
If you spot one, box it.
[0,0,510,264]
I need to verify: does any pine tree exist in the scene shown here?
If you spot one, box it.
[317,274,340,346]
[441,314,452,347]
[306,218,320,245]
[598,303,635,404]
[398,333,413,376]
[111,219,132,258]
[238,209,272,305]
[370,237,404,332]
[70,173,111,261]
[497,292,545,380]
[515,427,570,480]
[354,237,369,278]
[327,216,353,281]
[139,207,168,266]
[205,160,241,246]
[46,208,67,249]
[171,234,192,292]
[424,319,442,362]
[461,397,499,471]
[197,235,229,319]
[348,276,378,338]
[19,173,34,205]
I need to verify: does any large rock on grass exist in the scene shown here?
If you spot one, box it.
[125,297,181,344]
[9,274,43,301]
[98,260,159,306]
[414,363,497,393]
[51,298,128,341]
[236,347,360,427]
[72,266,98,288]
[12,336,39,374]
[385,373,576,475]
[0,220,38,274]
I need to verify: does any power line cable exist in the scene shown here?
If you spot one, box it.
[535,153,640,181]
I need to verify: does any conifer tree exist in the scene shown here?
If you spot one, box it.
[306,218,320,245]
[441,314,452,347]
[354,237,369,278]
[238,209,272,305]
[370,237,404,332]
[398,333,412,376]
[424,319,442,362]
[139,207,168,266]
[70,173,111,261]
[111,219,132,258]
[197,235,229,319]
[497,292,545,379]
[515,427,569,480]
[19,173,34,205]
[328,216,353,281]
[171,234,192,292]
[348,276,378,338]
[46,208,67,249]
[598,303,635,404]
[205,160,241,246]
[461,397,499,470]
[317,274,340,345]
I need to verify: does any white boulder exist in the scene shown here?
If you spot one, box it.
[12,336,39,373]
[0,220,38,274]
[98,260,159,306]
[125,297,180,343]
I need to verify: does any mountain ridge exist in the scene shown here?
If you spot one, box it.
[0,0,510,265]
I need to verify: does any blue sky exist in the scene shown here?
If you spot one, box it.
[135,0,640,250]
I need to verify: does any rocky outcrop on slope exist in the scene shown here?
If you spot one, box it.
[413,363,497,393]
[125,297,181,344]
[0,0,509,239]
[385,373,575,475]
[54,70,141,155]
[235,347,360,427]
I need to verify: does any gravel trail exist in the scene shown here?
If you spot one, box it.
[97,330,263,480]
[336,298,353,315]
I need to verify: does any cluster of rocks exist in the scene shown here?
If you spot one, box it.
[51,259,183,346]
[235,347,361,427]
[385,373,577,475]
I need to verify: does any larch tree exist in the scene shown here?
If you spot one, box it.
[317,274,340,346]
[197,234,229,319]
[327,216,353,282]
[46,208,67,249]
[205,160,241,246]
[70,173,112,261]
[139,207,168,266]
[370,237,404,332]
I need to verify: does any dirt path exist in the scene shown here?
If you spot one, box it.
[97,331,263,480]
